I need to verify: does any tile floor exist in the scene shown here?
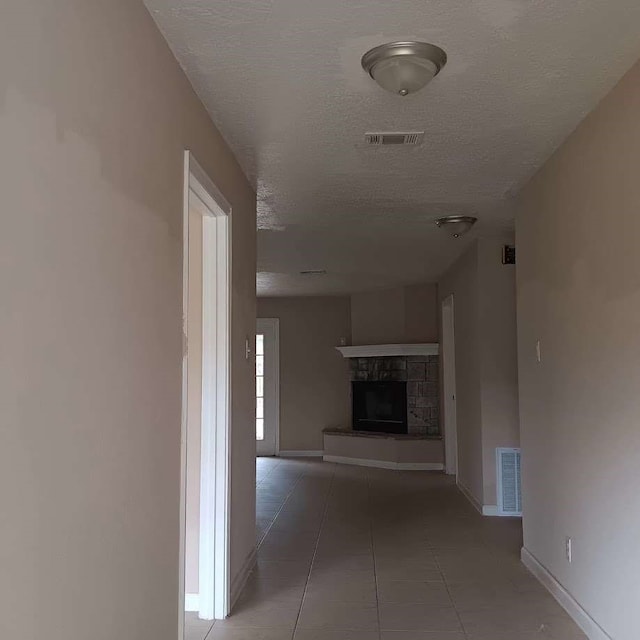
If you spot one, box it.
[194,457,587,640]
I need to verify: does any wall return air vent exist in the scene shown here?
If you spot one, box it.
[365,131,424,146]
[497,447,522,516]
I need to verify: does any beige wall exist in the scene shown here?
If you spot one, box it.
[185,207,202,595]
[438,245,484,503]
[0,2,256,639]
[405,283,440,343]
[478,238,520,503]
[516,59,640,639]
[257,297,351,451]
[351,283,438,345]
[438,238,519,507]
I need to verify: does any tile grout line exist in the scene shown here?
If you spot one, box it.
[433,550,472,640]
[202,458,288,640]
[255,456,282,488]
[202,614,216,640]
[240,461,578,639]
[255,464,306,548]
[366,468,383,640]
[290,463,337,639]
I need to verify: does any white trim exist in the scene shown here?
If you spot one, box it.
[181,151,232,625]
[199,163,231,622]
[482,505,499,516]
[278,450,324,457]
[521,547,612,640]
[184,594,200,613]
[336,343,439,358]
[188,157,232,217]
[199,205,217,621]
[323,455,444,471]
[178,153,190,640]
[256,318,280,456]
[396,462,445,471]
[230,547,257,612]
[441,295,458,477]
[273,321,279,457]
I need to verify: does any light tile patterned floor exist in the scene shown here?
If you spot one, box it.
[198,457,587,640]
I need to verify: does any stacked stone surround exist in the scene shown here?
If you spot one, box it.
[349,355,439,436]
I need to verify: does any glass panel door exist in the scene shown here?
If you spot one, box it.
[256,319,279,456]
[256,334,264,442]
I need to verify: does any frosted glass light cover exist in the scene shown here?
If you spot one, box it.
[435,216,478,238]
[371,56,438,95]
[448,220,474,237]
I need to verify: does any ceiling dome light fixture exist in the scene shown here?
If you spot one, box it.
[435,215,478,238]
[361,41,447,96]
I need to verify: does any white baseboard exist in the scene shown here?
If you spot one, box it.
[184,593,199,612]
[457,480,483,514]
[323,455,397,470]
[397,461,445,471]
[456,481,509,518]
[323,455,443,471]
[521,547,612,640]
[483,504,521,518]
[230,546,257,612]
[278,450,323,457]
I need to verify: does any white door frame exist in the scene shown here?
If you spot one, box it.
[179,151,232,635]
[441,295,458,476]
[256,318,279,457]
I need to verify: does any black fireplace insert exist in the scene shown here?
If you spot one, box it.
[352,381,408,435]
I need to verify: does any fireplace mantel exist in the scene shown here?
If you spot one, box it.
[336,343,439,358]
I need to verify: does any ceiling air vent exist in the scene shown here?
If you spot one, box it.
[365,131,424,146]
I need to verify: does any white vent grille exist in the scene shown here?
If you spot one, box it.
[365,132,424,146]
[497,447,522,516]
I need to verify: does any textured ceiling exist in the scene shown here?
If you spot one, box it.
[145,0,640,296]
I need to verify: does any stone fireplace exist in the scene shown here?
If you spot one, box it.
[349,355,439,436]
[324,343,443,471]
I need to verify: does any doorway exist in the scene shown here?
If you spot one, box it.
[256,318,279,457]
[441,295,458,476]
[180,151,231,638]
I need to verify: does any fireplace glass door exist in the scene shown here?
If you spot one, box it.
[352,381,408,434]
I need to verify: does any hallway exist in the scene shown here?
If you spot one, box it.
[202,458,586,639]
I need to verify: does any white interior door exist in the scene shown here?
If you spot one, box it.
[256,318,279,456]
[442,295,458,476]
